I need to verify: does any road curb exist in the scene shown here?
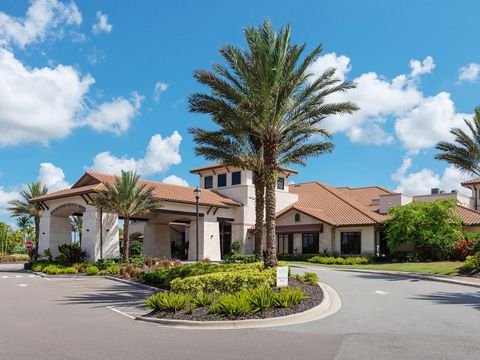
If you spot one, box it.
[291,264,480,289]
[134,282,342,329]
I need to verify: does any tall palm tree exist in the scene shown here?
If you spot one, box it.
[70,215,83,245]
[189,20,357,267]
[435,107,480,176]
[92,171,160,261]
[8,182,48,260]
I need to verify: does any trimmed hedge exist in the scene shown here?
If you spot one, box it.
[277,253,321,262]
[222,253,257,263]
[42,264,77,275]
[170,268,276,294]
[308,256,370,265]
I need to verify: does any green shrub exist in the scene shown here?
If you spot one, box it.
[105,264,120,275]
[86,265,99,276]
[145,292,193,313]
[209,291,251,317]
[308,256,370,265]
[31,260,49,272]
[130,240,143,257]
[56,243,87,265]
[298,272,318,285]
[230,240,242,253]
[223,253,257,264]
[42,265,77,275]
[97,270,108,275]
[464,252,480,271]
[277,253,320,261]
[249,287,275,313]
[170,268,276,294]
[273,287,307,308]
[193,292,215,307]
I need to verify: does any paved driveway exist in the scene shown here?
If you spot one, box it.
[0,263,479,360]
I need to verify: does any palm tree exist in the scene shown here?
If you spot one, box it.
[70,216,83,245]
[92,170,160,261]
[8,182,48,259]
[188,125,266,258]
[189,20,357,267]
[435,107,480,176]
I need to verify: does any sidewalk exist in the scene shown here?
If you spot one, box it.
[291,264,480,289]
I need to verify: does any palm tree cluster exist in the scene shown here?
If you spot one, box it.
[8,182,48,259]
[189,19,358,267]
[435,107,480,176]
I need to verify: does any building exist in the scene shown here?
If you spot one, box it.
[31,164,480,261]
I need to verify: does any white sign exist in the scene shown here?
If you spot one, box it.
[276,266,289,287]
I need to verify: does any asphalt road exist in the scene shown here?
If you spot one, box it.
[0,263,479,360]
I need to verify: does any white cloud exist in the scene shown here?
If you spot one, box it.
[307,52,351,81]
[92,11,112,34]
[83,92,143,135]
[162,175,189,187]
[409,56,435,77]
[0,48,143,147]
[0,0,82,48]
[37,162,70,191]
[308,53,470,151]
[0,186,19,215]
[90,131,182,176]
[458,63,480,83]
[153,81,168,102]
[392,158,470,195]
[395,92,470,154]
[0,48,93,147]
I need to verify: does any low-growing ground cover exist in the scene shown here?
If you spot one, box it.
[0,254,30,262]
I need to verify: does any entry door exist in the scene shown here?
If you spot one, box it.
[219,222,232,257]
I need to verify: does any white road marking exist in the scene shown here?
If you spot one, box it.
[16,284,28,287]
[107,306,136,320]
[28,275,35,278]
[15,275,22,278]
[374,290,389,295]
[1,275,8,279]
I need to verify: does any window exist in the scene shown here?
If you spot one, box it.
[204,176,213,189]
[295,213,300,222]
[277,177,285,190]
[217,173,227,187]
[302,233,319,253]
[232,171,241,185]
[341,232,361,255]
[277,234,293,254]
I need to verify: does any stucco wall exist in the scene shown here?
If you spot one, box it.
[333,226,375,255]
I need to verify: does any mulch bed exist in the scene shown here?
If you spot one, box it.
[144,278,324,321]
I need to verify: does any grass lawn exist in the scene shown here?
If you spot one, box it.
[289,261,465,276]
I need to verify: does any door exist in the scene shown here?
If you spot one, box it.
[219,222,232,258]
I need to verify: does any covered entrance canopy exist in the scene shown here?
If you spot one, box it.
[31,171,241,262]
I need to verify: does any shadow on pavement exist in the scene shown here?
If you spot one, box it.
[352,273,421,282]
[410,291,480,311]
[55,283,151,308]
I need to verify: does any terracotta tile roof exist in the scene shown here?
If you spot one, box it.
[276,223,324,234]
[453,205,480,226]
[31,171,240,208]
[189,162,298,175]
[337,186,394,210]
[461,178,480,186]
[279,182,389,226]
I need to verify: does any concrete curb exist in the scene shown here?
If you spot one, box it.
[134,282,342,329]
[291,264,480,289]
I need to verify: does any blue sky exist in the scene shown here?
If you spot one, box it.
[1,0,480,224]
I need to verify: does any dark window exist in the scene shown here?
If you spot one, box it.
[204,176,213,189]
[302,233,319,253]
[218,173,227,187]
[341,232,361,255]
[277,234,293,254]
[295,213,300,222]
[277,177,285,190]
[232,171,241,185]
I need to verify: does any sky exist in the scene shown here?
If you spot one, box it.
[1,0,480,224]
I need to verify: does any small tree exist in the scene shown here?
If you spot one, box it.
[92,171,160,261]
[384,199,462,260]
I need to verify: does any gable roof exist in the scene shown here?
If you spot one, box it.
[278,182,389,227]
[31,171,240,208]
[189,162,298,175]
[337,186,395,211]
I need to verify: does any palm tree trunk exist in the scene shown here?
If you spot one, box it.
[253,171,265,259]
[123,217,130,261]
[34,217,40,261]
[264,141,278,268]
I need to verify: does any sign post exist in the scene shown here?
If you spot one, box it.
[276,266,289,287]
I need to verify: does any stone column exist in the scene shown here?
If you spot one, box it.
[143,223,172,258]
